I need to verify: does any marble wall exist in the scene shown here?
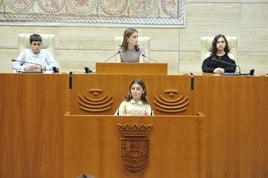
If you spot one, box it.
[0,1,267,75]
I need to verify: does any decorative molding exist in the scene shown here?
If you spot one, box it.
[0,0,186,28]
[118,123,153,137]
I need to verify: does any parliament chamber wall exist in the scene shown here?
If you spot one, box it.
[1,1,268,75]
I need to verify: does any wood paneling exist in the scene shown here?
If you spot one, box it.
[0,74,67,178]
[95,63,168,75]
[64,114,206,178]
[194,75,268,178]
[69,74,194,115]
[0,73,268,178]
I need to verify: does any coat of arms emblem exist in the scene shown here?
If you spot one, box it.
[118,123,153,174]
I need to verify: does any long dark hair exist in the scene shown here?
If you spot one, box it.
[124,78,149,104]
[210,34,230,57]
[121,28,140,52]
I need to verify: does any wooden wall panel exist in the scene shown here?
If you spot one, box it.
[194,75,268,178]
[0,74,67,178]
[69,74,194,115]
[0,73,268,178]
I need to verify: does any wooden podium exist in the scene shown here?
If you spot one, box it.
[95,63,168,75]
[68,74,194,115]
[64,112,206,178]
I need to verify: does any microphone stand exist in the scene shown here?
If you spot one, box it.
[145,95,153,116]
[12,59,43,73]
[142,54,158,63]
[103,51,120,62]
[116,96,126,116]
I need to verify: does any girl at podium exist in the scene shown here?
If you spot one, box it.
[115,78,153,116]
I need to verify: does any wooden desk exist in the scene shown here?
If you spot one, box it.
[0,73,268,178]
[95,63,168,75]
[0,73,68,178]
[194,75,268,178]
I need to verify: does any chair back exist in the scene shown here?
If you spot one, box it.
[200,36,238,61]
[18,34,55,57]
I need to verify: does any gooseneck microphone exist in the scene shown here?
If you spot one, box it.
[12,59,43,73]
[145,95,153,116]
[211,57,241,75]
[116,96,126,116]
[103,51,120,62]
[142,54,158,63]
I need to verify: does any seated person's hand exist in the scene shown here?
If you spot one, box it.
[24,64,42,71]
[213,67,225,74]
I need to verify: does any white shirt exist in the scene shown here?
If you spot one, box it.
[12,49,59,72]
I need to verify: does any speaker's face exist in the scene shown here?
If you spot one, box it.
[127,32,139,47]
[130,83,145,102]
[216,37,226,52]
[30,41,42,54]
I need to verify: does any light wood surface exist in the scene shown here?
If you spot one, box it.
[0,73,68,178]
[64,113,206,178]
[0,73,268,178]
[69,74,194,115]
[95,63,168,75]
[194,75,268,178]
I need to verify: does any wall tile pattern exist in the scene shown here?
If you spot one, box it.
[0,0,186,27]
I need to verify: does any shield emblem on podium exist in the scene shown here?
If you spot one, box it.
[121,138,149,174]
[118,123,153,174]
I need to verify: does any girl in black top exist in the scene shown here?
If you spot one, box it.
[202,34,236,74]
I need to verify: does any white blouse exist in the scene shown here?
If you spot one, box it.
[116,99,152,116]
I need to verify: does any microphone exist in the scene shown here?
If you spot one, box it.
[84,67,92,73]
[69,71,73,89]
[12,59,43,73]
[142,54,158,63]
[52,67,59,73]
[190,72,194,90]
[240,69,255,76]
[103,51,120,62]
[145,95,153,116]
[116,96,126,116]
[211,57,241,75]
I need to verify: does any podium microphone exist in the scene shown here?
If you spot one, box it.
[142,54,158,63]
[116,96,126,116]
[11,59,43,73]
[211,57,241,75]
[103,51,120,62]
[145,95,153,116]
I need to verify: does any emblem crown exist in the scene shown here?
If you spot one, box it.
[118,123,153,137]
